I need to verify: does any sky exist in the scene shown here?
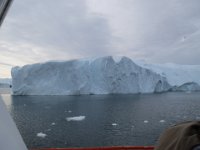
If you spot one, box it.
[0,0,200,78]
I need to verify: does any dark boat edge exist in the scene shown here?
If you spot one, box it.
[30,146,154,150]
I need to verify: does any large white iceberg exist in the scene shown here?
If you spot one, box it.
[11,56,200,95]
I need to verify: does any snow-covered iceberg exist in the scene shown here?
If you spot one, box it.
[136,61,200,92]
[11,56,200,95]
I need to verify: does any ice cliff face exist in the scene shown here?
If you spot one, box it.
[171,82,200,92]
[11,56,171,95]
[137,63,200,87]
[136,61,200,92]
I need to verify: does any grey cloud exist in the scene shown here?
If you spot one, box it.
[0,0,113,63]
[0,62,13,67]
[1,0,200,78]
[86,0,200,64]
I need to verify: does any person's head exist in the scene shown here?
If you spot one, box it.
[155,121,200,150]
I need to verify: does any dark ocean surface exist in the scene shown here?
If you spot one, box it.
[1,92,200,148]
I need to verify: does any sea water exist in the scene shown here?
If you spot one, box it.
[1,92,200,148]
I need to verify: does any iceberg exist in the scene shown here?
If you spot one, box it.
[136,61,200,92]
[171,82,200,92]
[11,56,200,95]
[137,62,200,87]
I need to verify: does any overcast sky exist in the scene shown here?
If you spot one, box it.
[0,0,200,78]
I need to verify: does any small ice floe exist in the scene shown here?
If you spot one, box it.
[68,110,72,113]
[66,116,85,121]
[23,104,26,107]
[51,122,56,126]
[183,116,187,119]
[37,132,47,138]
[46,129,51,132]
[159,120,166,123]
[144,120,149,123]
[112,123,118,126]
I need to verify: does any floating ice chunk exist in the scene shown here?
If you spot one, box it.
[112,123,118,126]
[144,120,149,123]
[37,132,47,138]
[159,120,166,123]
[51,122,56,125]
[66,116,85,121]
[46,129,51,131]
